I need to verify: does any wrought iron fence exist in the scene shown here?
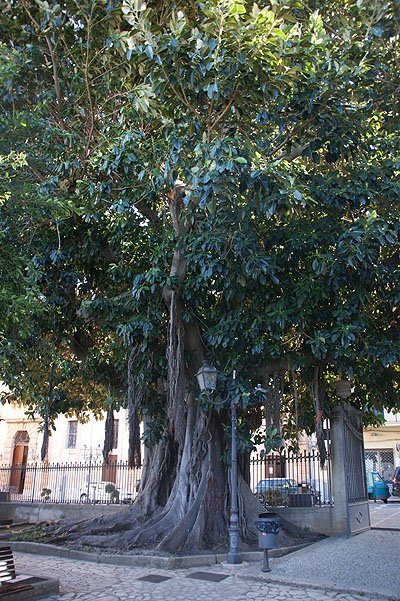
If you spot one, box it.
[250,449,333,507]
[0,450,332,507]
[0,460,142,505]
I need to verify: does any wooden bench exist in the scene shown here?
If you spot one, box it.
[0,547,33,598]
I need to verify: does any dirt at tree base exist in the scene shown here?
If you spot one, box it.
[10,513,323,558]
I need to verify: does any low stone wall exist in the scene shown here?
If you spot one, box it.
[0,501,123,524]
[274,505,346,536]
[1,502,347,536]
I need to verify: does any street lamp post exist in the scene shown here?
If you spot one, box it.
[195,361,242,565]
[227,369,242,564]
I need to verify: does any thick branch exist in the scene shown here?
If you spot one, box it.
[210,79,240,133]
[162,185,206,371]
[45,35,63,109]
[21,1,63,109]
[161,185,190,306]
[83,9,95,156]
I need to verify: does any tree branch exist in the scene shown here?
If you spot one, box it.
[160,63,207,123]
[210,79,240,132]
[44,35,63,109]
[83,6,95,158]
[20,1,63,109]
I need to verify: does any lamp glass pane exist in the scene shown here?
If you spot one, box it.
[195,362,217,392]
[196,371,206,392]
[203,369,217,391]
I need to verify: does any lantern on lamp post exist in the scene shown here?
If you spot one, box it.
[194,361,218,394]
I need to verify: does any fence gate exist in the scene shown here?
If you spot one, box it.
[342,404,370,534]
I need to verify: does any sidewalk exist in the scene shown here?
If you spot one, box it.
[232,529,400,600]
[12,529,399,601]
[370,498,400,530]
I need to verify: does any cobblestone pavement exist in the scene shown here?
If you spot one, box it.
[14,552,378,601]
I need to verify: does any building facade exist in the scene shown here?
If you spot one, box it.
[364,410,400,482]
[0,400,129,467]
[0,395,142,503]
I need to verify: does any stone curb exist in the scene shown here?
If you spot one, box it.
[0,576,59,601]
[9,540,310,569]
[234,572,398,601]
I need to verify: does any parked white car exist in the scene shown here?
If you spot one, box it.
[79,481,133,504]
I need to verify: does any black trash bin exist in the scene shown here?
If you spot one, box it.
[255,512,280,572]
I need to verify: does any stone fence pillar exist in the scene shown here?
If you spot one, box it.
[330,402,370,534]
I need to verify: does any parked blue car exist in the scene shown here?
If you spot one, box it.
[367,471,390,503]
[255,478,298,506]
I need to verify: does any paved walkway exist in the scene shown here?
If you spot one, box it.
[242,529,399,600]
[370,498,400,530]
[13,530,399,601]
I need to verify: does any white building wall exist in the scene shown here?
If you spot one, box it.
[0,398,129,465]
[0,400,41,464]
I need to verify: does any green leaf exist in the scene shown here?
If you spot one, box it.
[145,45,154,60]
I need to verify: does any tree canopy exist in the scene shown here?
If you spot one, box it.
[0,0,399,550]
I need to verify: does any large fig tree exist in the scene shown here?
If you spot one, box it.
[1,0,399,551]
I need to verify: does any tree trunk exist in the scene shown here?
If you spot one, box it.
[263,371,283,436]
[48,399,263,552]
[45,187,263,552]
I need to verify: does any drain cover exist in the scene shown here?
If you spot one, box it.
[137,574,172,583]
[186,572,229,582]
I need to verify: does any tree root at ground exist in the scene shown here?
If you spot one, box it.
[40,481,321,555]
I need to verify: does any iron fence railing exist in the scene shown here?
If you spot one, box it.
[0,460,142,505]
[250,449,333,507]
[0,450,332,507]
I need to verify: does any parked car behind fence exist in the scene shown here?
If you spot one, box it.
[255,478,298,506]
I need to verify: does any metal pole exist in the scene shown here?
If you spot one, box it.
[262,549,271,572]
[227,370,242,564]
[31,461,37,503]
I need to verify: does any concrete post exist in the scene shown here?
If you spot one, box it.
[330,403,349,533]
[330,402,370,535]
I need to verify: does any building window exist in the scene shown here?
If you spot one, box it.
[67,421,78,448]
[384,409,400,423]
[113,420,119,449]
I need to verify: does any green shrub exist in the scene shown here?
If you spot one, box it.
[261,489,284,506]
